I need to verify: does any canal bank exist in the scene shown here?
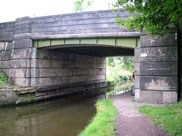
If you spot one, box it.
[78,99,117,136]
[0,81,114,106]
[79,91,171,136]
[0,71,114,135]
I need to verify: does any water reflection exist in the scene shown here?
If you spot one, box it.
[0,96,100,136]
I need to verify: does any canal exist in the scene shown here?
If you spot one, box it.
[0,95,102,136]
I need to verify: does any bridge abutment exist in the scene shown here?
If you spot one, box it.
[34,50,106,86]
[0,44,106,87]
[135,33,178,104]
[0,41,35,86]
[0,17,35,86]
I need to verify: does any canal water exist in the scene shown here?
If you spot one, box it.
[0,95,102,136]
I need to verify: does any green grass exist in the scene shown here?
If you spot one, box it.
[138,101,182,136]
[78,99,117,136]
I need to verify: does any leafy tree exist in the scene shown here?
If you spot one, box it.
[113,0,182,37]
[74,0,93,12]
[107,57,134,71]
[113,0,182,99]
[106,56,134,84]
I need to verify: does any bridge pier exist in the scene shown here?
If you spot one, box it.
[135,33,178,104]
[1,17,35,86]
[1,41,35,86]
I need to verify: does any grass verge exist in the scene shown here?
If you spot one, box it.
[138,101,182,136]
[78,99,117,136]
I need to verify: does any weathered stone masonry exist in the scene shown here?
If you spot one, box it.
[0,10,134,87]
[135,33,178,104]
[0,13,109,105]
[0,44,106,87]
[35,50,106,86]
[0,10,181,104]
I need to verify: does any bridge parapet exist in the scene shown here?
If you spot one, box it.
[0,22,15,41]
[0,10,140,43]
[31,10,133,38]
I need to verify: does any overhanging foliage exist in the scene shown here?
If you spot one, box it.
[114,0,182,37]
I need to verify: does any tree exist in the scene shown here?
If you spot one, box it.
[107,56,134,71]
[74,0,93,12]
[113,0,182,37]
[113,0,182,100]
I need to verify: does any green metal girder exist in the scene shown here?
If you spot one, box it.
[37,40,51,47]
[65,39,80,44]
[98,38,115,45]
[81,39,97,44]
[116,38,136,48]
[51,39,64,45]
[33,37,140,48]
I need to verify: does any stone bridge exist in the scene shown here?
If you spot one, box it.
[0,10,181,104]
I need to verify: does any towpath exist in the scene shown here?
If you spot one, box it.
[111,92,170,136]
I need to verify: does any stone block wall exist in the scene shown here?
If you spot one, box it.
[0,43,106,87]
[35,50,106,86]
[0,22,15,41]
[0,41,35,86]
[31,10,131,37]
[135,33,178,104]
[0,16,37,87]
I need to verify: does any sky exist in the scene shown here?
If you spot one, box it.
[0,0,115,22]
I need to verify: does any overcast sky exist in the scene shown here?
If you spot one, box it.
[0,0,115,22]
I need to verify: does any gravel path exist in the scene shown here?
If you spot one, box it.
[111,92,170,136]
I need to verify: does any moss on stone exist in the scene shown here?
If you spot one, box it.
[17,93,36,103]
[0,71,8,86]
